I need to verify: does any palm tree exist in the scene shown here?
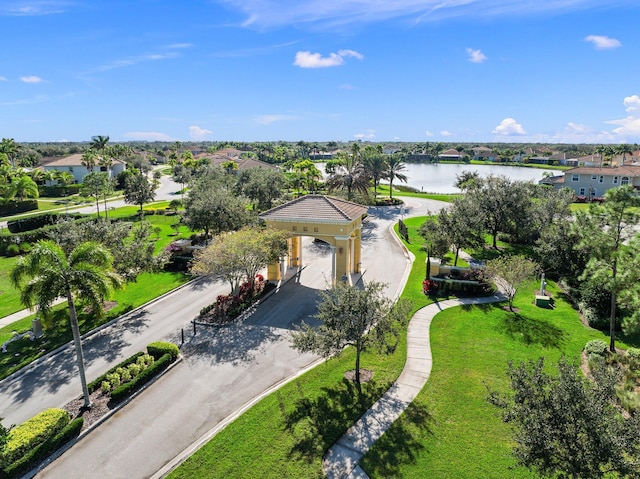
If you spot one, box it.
[618,144,632,166]
[595,144,606,168]
[363,153,388,196]
[10,174,39,201]
[81,150,98,173]
[55,170,75,186]
[385,154,408,199]
[326,152,370,201]
[11,241,122,408]
[0,138,20,167]
[90,135,110,152]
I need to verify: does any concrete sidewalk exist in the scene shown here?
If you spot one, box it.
[322,293,506,479]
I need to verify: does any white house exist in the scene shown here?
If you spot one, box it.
[43,154,126,184]
[540,165,640,197]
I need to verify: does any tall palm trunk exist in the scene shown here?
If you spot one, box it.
[67,289,92,408]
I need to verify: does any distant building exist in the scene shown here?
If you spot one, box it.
[438,148,466,160]
[43,154,126,184]
[472,146,497,161]
[539,165,640,197]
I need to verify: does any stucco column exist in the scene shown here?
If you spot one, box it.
[330,245,336,286]
[267,260,282,281]
[334,235,351,283]
[353,227,362,273]
[290,236,302,267]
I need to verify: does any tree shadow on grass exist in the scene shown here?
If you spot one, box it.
[359,401,434,478]
[280,378,389,463]
[459,302,499,313]
[500,312,566,349]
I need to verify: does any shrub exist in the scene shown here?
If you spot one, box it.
[147,341,179,362]
[106,372,121,389]
[127,363,141,378]
[6,244,20,257]
[87,351,144,393]
[3,417,82,479]
[3,409,69,466]
[584,339,608,356]
[19,242,31,254]
[110,353,172,402]
[101,380,111,394]
[627,348,640,360]
[119,368,132,383]
[137,354,154,368]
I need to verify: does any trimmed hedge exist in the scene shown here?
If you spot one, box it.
[147,341,180,362]
[87,351,145,393]
[38,184,82,198]
[0,200,38,217]
[110,353,172,402]
[7,212,82,234]
[3,408,69,465]
[2,417,83,479]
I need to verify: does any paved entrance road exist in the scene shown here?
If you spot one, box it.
[1,197,449,478]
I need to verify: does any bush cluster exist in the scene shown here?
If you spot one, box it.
[100,354,155,393]
[110,353,172,402]
[200,275,267,323]
[147,341,180,361]
[2,408,69,466]
[87,352,144,393]
[584,339,608,356]
[1,417,83,478]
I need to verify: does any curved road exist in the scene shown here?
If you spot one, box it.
[0,196,448,478]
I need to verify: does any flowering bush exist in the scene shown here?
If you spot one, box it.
[200,275,269,323]
[422,279,438,295]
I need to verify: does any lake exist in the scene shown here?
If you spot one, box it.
[316,162,552,194]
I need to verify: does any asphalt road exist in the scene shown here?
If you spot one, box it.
[1,196,448,478]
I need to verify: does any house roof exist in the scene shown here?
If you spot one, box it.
[43,153,125,167]
[539,175,565,185]
[259,195,367,223]
[567,165,640,177]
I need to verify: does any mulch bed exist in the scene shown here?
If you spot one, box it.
[62,389,117,432]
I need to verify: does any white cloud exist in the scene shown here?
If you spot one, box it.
[354,130,376,140]
[255,114,298,125]
[2,1,68,16]
[339,83,354,90]
[221,0,610,30]
[0,76,7,81]
[624,95,640,112]
[123,131,177,141]
[189,126,212,140]
[585,35,621,50]
[440,130,452,137]
[294,49,364,68]
[168,43,194,49]
[492,118,526,136]
[466,48,487,63]
[425,130,434,137]
[20,75,43,83]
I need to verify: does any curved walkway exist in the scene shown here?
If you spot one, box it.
[322,292,506,479]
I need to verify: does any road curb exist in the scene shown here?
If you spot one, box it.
[0,277,202,386]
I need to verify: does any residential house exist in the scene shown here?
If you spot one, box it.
[43,154,126,184]
[438,148,467,160]
[472,146,497,161]
[539,165,640,197]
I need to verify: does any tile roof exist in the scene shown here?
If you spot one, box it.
[259,195,368,222]
[43,153,125,167]
[567,165,640,176]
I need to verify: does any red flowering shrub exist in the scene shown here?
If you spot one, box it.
[422,279,438,295]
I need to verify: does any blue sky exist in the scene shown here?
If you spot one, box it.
[2,0,639,144]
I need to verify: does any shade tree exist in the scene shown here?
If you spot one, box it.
[291,281,411,385]
[11,241,122,408]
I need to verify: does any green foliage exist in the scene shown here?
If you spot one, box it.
[627,347,640,360]
[110,353,171,402]
[584,339,608,356]
[2,417,83,479]
[489,356,640,478]
[3,408,69,465]
[147,341,179,361]
[292,281,411,384]
[0,199,38,216]
[5,244,19,256]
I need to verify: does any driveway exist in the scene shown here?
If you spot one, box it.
[1,197,448,478]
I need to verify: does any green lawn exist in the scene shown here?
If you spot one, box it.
[0,270,188,380]
[0,256,21,318]
[167,212,627,478]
